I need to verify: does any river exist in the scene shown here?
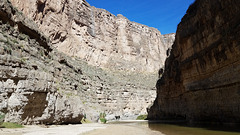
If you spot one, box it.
[148,122,240,135]
[110,120,240,135]
[1,121,239,135]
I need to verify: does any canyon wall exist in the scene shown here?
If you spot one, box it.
[148,0,240,123]
[0,0,83,124]
[9,0,174,73]
[0,0,161,124]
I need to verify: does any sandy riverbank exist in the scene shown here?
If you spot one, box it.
[0,123,106,135]
[82,124,163,135]
[0,122,164,135]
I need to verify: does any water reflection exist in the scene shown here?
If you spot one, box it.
[148,121,240,135]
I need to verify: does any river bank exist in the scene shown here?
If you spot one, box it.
[0,122,163,135]
[1,121,239,135]
[82,123,163,135]
[0,123,106,135]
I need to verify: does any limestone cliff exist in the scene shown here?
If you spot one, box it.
[148,0,240,123]
[9,0,174,73]
[0,0,158,124]
[0,0,83,124]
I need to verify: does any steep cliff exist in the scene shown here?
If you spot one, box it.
[0,0,159,124]
[9,0,174,73]
[0,0,84,124]
[148,0,240,123]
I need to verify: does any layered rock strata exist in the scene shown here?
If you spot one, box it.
[0,0,84,124]
[148,0,240,123]
[0,0,157,124]
[9,0,174,73]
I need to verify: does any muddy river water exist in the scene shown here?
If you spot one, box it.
[111,120,240,135]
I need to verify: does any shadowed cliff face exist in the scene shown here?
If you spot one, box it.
[148,0,240,123]
[9,0,175,73]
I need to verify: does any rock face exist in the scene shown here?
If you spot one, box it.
[9,0,174,73]
[148,0,240,123]
[0,0,159,124]
[0,0,85,124]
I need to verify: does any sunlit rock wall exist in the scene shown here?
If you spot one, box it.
[10,0,174,73]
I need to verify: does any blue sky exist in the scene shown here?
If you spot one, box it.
[87,0,195,34]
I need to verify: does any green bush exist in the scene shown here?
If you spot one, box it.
[1,122,24,128]
[0,113,23,128]
[136,115,147,120]
[99,112,107,124]
[100,118,107,124]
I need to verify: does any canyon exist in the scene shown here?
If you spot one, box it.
[0,0,174,124]
[148,0,240,123]
[9,0,174,73]
[2,0,238,126]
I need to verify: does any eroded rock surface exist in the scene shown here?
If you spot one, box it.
[148,0,240,123]
[0,0,158,124]
[0,0,85,124]
[9,0,174,73]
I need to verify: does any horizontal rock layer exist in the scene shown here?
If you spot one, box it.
[0,0,84,124]
[148,0,240,123]
[9,0,174,73]
[0,0,157,124]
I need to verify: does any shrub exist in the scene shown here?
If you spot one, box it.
[136,115,147,120]
[0,113,23,128]
[100,118,107,124]
[99,112,107,124]
[1,122,24,128]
